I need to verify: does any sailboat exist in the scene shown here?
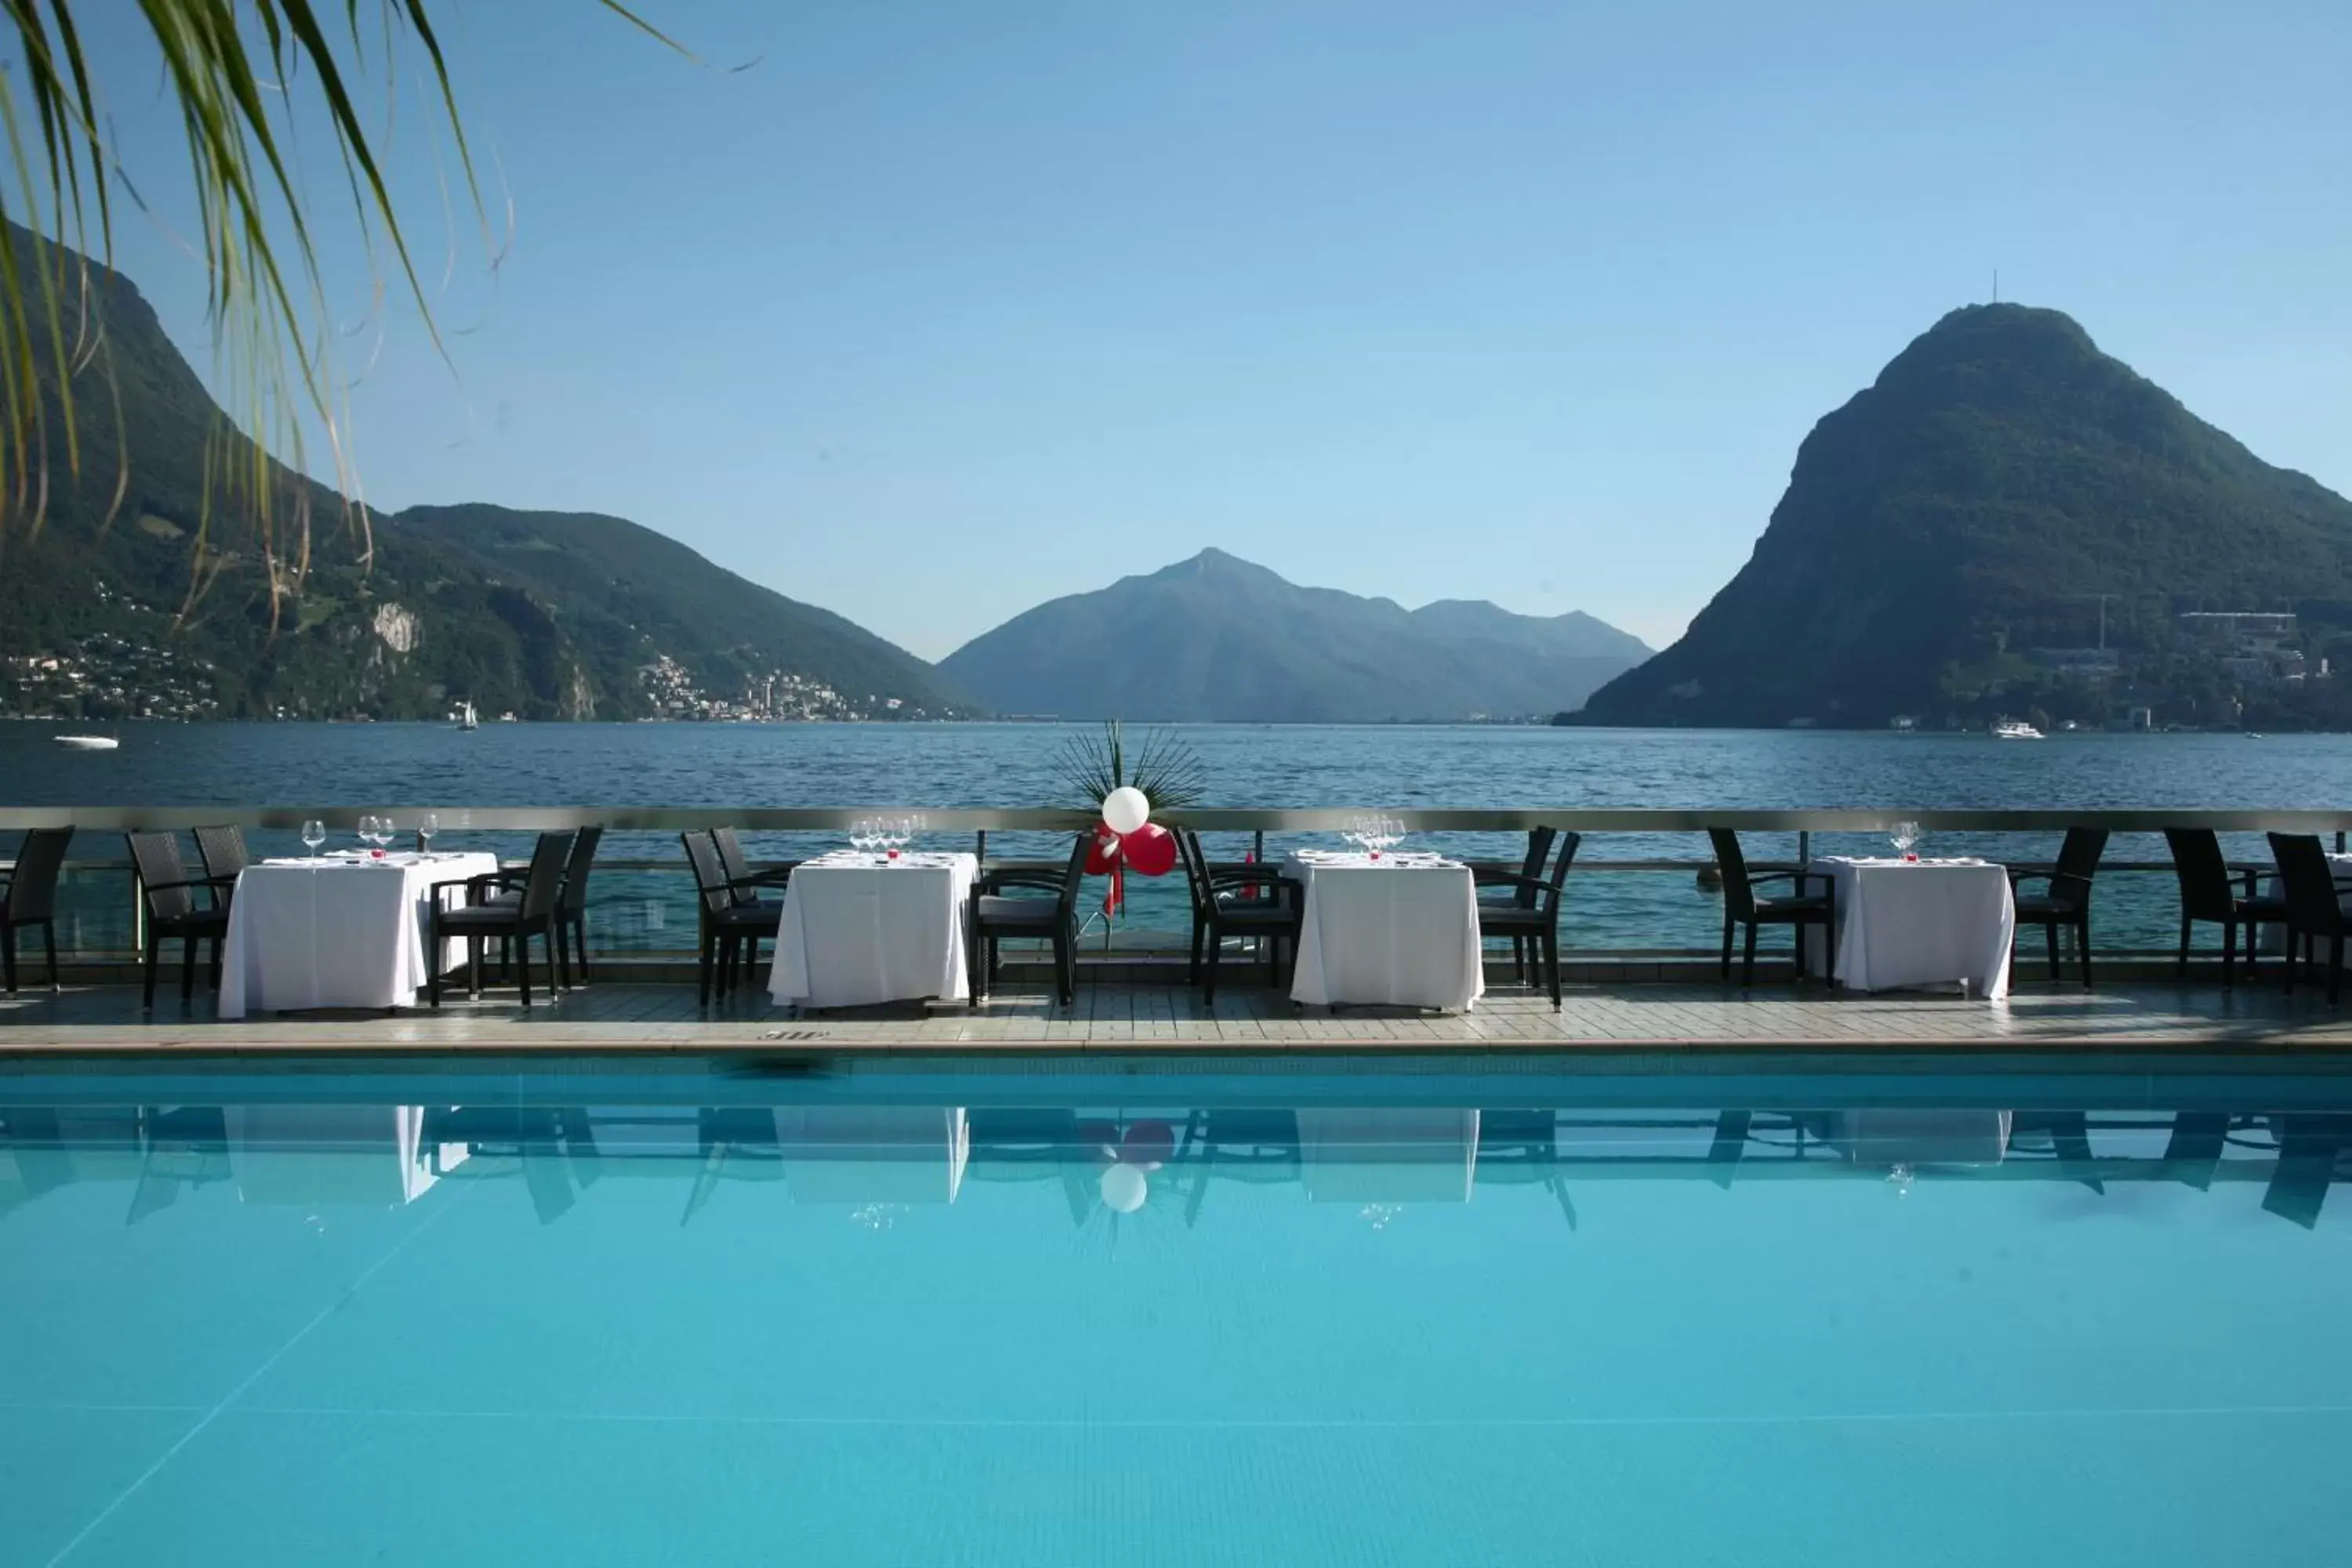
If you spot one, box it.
[456,700,479,731]
[53,731,118,750]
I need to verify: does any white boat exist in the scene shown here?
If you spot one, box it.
[1991,719,2044,740]
[456,700,479,731]
[52,734,119,750]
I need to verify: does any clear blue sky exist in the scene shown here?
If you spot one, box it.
[71,0,2352,659]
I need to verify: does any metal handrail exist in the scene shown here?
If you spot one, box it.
[6,805,2352,832]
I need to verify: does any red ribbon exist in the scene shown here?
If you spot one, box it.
[1087,821,1176,914]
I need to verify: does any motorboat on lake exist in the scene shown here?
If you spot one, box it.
[1991,719,2044,740]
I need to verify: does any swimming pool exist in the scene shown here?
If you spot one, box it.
[4,1053,2350,1566]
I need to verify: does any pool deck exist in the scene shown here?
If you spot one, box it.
[5,973,2352,1056]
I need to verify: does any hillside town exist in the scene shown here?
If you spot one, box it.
[0,633,223,720]
[634,655,908,722]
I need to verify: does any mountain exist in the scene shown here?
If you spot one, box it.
[939,549,1649,722]
[1573,303,2352,728]
[0,221,963,721]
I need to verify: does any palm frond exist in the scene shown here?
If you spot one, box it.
[0,0,687,593]
[1052,720,1208,812]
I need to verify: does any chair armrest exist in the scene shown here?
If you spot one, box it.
[1475,869,1546,895]
[2005,866,2053,887]
[1207,866,1290,890]
[138,875,212,894]
[427,877,485,904]
[728,866,796,891]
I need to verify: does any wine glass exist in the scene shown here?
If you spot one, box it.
[1890,819,1921,862]
[376,815,397,853]
[849,818,875,858]
[1383,814,1407,858]
[301,818,325,858]
[883,816,906,863]
[355,814,375,851]
[419,813,438,855]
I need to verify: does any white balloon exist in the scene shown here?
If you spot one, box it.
[1102,786,1151,837]
[1099,1163,1149,1214]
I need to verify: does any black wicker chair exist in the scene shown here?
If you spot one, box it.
[1,826,72,993]
[192,824,249,911]
[2164,827,2282,985]
[970,833,1091,1007]
[713,826,797,906]
[127,832,230,1009]
[554,825,604,988]
[2268,833,2352,1003]
[426,830,571,1007]
[1475,829,1583,1008]
[1175,828,1302,1003]
[2008,828,2107,988]
[1709,828,1835,988]
[683,830,779,1005]
[1474,826,1559,984]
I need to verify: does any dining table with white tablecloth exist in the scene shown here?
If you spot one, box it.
[217,851,502,1018]
[1802,855,2016,1000]
[1283,850,1484,1011]
[768,851,978,1010]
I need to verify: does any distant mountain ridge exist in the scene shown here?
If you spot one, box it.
[941,549,1648,721]
[0,220,963,720]
[1573,303,2352,728]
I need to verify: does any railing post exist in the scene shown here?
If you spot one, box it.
[1798,830,1810,868]
[975,829,987,866]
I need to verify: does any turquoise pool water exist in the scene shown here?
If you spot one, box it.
[4,1055,2350,1566]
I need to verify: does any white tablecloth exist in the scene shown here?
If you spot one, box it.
[218,851,500,1018]
[768,851,978,1009]
[1803,856,2015,999]
[1283,851,1483,1011]
[1297,1108,1480,1203]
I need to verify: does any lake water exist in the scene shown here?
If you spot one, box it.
[4,721,2347,955]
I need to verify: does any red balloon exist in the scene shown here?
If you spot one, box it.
[1084,822,1122,875]
[1122,822,1178,877]
[1121,1118,1177,1168]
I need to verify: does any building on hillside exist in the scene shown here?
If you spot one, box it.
[2029,647,2122,677]
[2176,612,2297,651]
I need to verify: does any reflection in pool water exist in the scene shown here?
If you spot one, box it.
[4,1061,2351,1566]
